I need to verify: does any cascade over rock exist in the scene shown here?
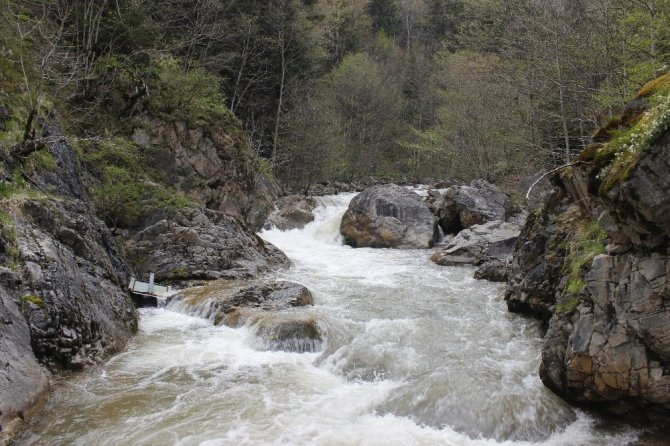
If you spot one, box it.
[340,184,438,249]
[263,195,317,231]
[506,102,670,418]
[167,279,320,352]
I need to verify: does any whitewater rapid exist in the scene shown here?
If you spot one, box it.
[19,193,642,445]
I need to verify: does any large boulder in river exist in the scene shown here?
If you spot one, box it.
[431,220,520,266]
[127,207,290,282]
[340,184,438,249]
[426,179,522,234]
[263,195,317,231]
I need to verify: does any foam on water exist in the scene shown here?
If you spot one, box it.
[20,192,642,446]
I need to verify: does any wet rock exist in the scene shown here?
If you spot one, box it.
[340,184,438,249]
[474,259,511,282]
[263,195,317,231]
[1,196,137,439]
[431,220,520,267]
[426,179,522,234]
[33,122,87,199]
[127,207,290,281]
[167,279,313,327]
[505,200,574,321]
[169,280,322,353]
[506,111,670,419]
[0,268,50,442]
[252,316,322,353]
[541,253,670,416]
[16,198,138,370]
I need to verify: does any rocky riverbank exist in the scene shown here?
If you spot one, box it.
[0,112,293,442]
[506,76,670,420]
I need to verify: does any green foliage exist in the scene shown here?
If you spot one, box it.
[556,296,580,314]
[20,294,45,308]
[91,165,191,228]
[25,149,57,174]
[595,81,670,192]
[81,137,192,228]
[148,56,228,120]
[564,221,608,297]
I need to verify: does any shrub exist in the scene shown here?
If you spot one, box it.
[148,56,228,120]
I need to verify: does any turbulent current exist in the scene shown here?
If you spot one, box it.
[20,193,643,445]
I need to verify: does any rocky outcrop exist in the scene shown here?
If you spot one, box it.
[126,207,290,282]
[167,280,320,352]
[474,259,511,282]
[0,196,137,439]
[0,268,50,439]
[132,113,281,231]
[14,198,138,370]
[431,220,520,267]
[340,184,438,249]
[426,179,523,235]
[263,195,317,231]
[505,88,670,419]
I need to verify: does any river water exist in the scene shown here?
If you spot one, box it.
[20,193,644,445]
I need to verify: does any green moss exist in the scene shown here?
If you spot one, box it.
[25,149,57,173]
[91,165,192,228]
[636,72,670,99]
[171,266,189,279]
[556,296,580,314]
[20,294,45,308]
[593,75,670,193]
[564,220,607,299]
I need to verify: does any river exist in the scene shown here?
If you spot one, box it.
[20,193,644,445]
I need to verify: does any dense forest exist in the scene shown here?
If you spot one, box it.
[1,0,669,193]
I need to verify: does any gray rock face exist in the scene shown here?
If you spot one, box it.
[0,197,137,439]
[263,195,317,231]
[15,199,138,370]
[132,115,281,231]
[0,268,50,439]
[426,180,520,234]
[540,252,670,415]
[506,127,670,419]
[474,259,511,282]
[127,207,290,282]
[505,199,574,321]
[167,280,320,352]
[340,184,438,249]
[431,220,520,266]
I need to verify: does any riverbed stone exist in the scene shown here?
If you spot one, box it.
[263,195,317,231]
[340,184,438,249]
[431,220,520,266]
[426,179,521,234]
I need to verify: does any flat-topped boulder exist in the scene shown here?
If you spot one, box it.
[340,184,438,249]
[431,220,520,266]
